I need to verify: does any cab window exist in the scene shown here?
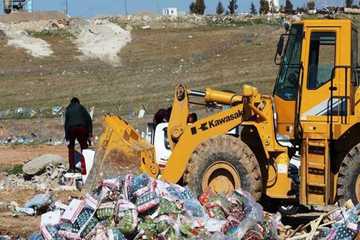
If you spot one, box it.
[274,24,303,100]
[307,32,336,90]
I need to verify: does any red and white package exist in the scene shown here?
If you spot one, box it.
[84,193,98,210]
[61,199,85,223]
[58,230,81,240]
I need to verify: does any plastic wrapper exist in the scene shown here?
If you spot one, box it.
[204,203,228,220]
[165,185,193,202]
[203,194,232,220]
[40,225,61,240]
[138,218,177,239]
[204,218,228,232]
[262,213,280,239]
[107,228,126,240]
[96,202,115,220]
[62,199,86,224]
[115,200,138,234]
[327,205,360,240]
[79,216,99,238]
[183,199,206,218]
[85,194,99,210]
[57,230,81,240]
[123,174,133,200]
[136,191,160,213]
[38,173,282,240]
[28,232,44,240]
[15,207,36,215]
[131,174,152,197]
[232,189,264,224]
[72,207,95,233]
[156,197,182,216]
[100,177,123,192]
[199,191,211,205]
[208,232,235,240]
[25,193,53,210]
[137,219,158,238]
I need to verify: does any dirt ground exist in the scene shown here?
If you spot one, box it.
[0,143,80,237]
[0,11,66,24]
[0,144,67,171]
[0,189,81,237]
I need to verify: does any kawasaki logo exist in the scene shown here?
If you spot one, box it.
[191,110,242,135]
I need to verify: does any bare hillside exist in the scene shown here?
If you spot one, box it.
[0,24,281,113]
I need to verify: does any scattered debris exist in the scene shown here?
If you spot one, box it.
[0,150,96,192]
[137,107,146,119]
[286,201,360,239]
[1,163,68,191]
[22,154,67,176]
[10,191,54,216]
[0,105,65,120]
[51,106,63,116]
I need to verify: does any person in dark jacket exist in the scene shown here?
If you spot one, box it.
[64,97,92,173]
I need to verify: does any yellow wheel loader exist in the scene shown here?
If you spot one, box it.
[95,19,360,211]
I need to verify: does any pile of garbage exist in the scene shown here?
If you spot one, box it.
[288,201,360,239]
[0,154,73,191]
[35,173,280,240]
[1,163,69,191]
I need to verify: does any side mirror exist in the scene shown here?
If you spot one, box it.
[277,36,284,56]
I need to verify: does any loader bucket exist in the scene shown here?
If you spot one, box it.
[84,115,159,191]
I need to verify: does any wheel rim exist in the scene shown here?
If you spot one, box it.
[202,161,241,195]
[356,175,360,202]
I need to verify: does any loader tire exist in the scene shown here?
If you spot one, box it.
[337,143,360,205]
[184,135,262,200]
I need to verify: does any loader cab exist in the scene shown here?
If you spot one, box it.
[273,23,304,140]
[273,20,357,143]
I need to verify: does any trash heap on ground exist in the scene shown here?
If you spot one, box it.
[287,200,360,240]
[0,154,82,192]
[37,173,281,240]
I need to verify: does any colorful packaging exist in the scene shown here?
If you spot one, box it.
[157,198,182,216]
[107,228,126,240]
[136,191,160,213]
[96,202,115,220]
[62,199,85,224]
[115,200,138,234]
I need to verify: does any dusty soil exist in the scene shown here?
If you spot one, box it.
[0,11,66,24]
[0,145,67,171]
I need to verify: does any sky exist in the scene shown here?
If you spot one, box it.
[0,0,345,17]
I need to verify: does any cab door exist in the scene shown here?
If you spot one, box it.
[300,24,349,124]
[273,24,304,139]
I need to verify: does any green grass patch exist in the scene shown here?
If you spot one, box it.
[6,164,23,175]
[28,29,74,39]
